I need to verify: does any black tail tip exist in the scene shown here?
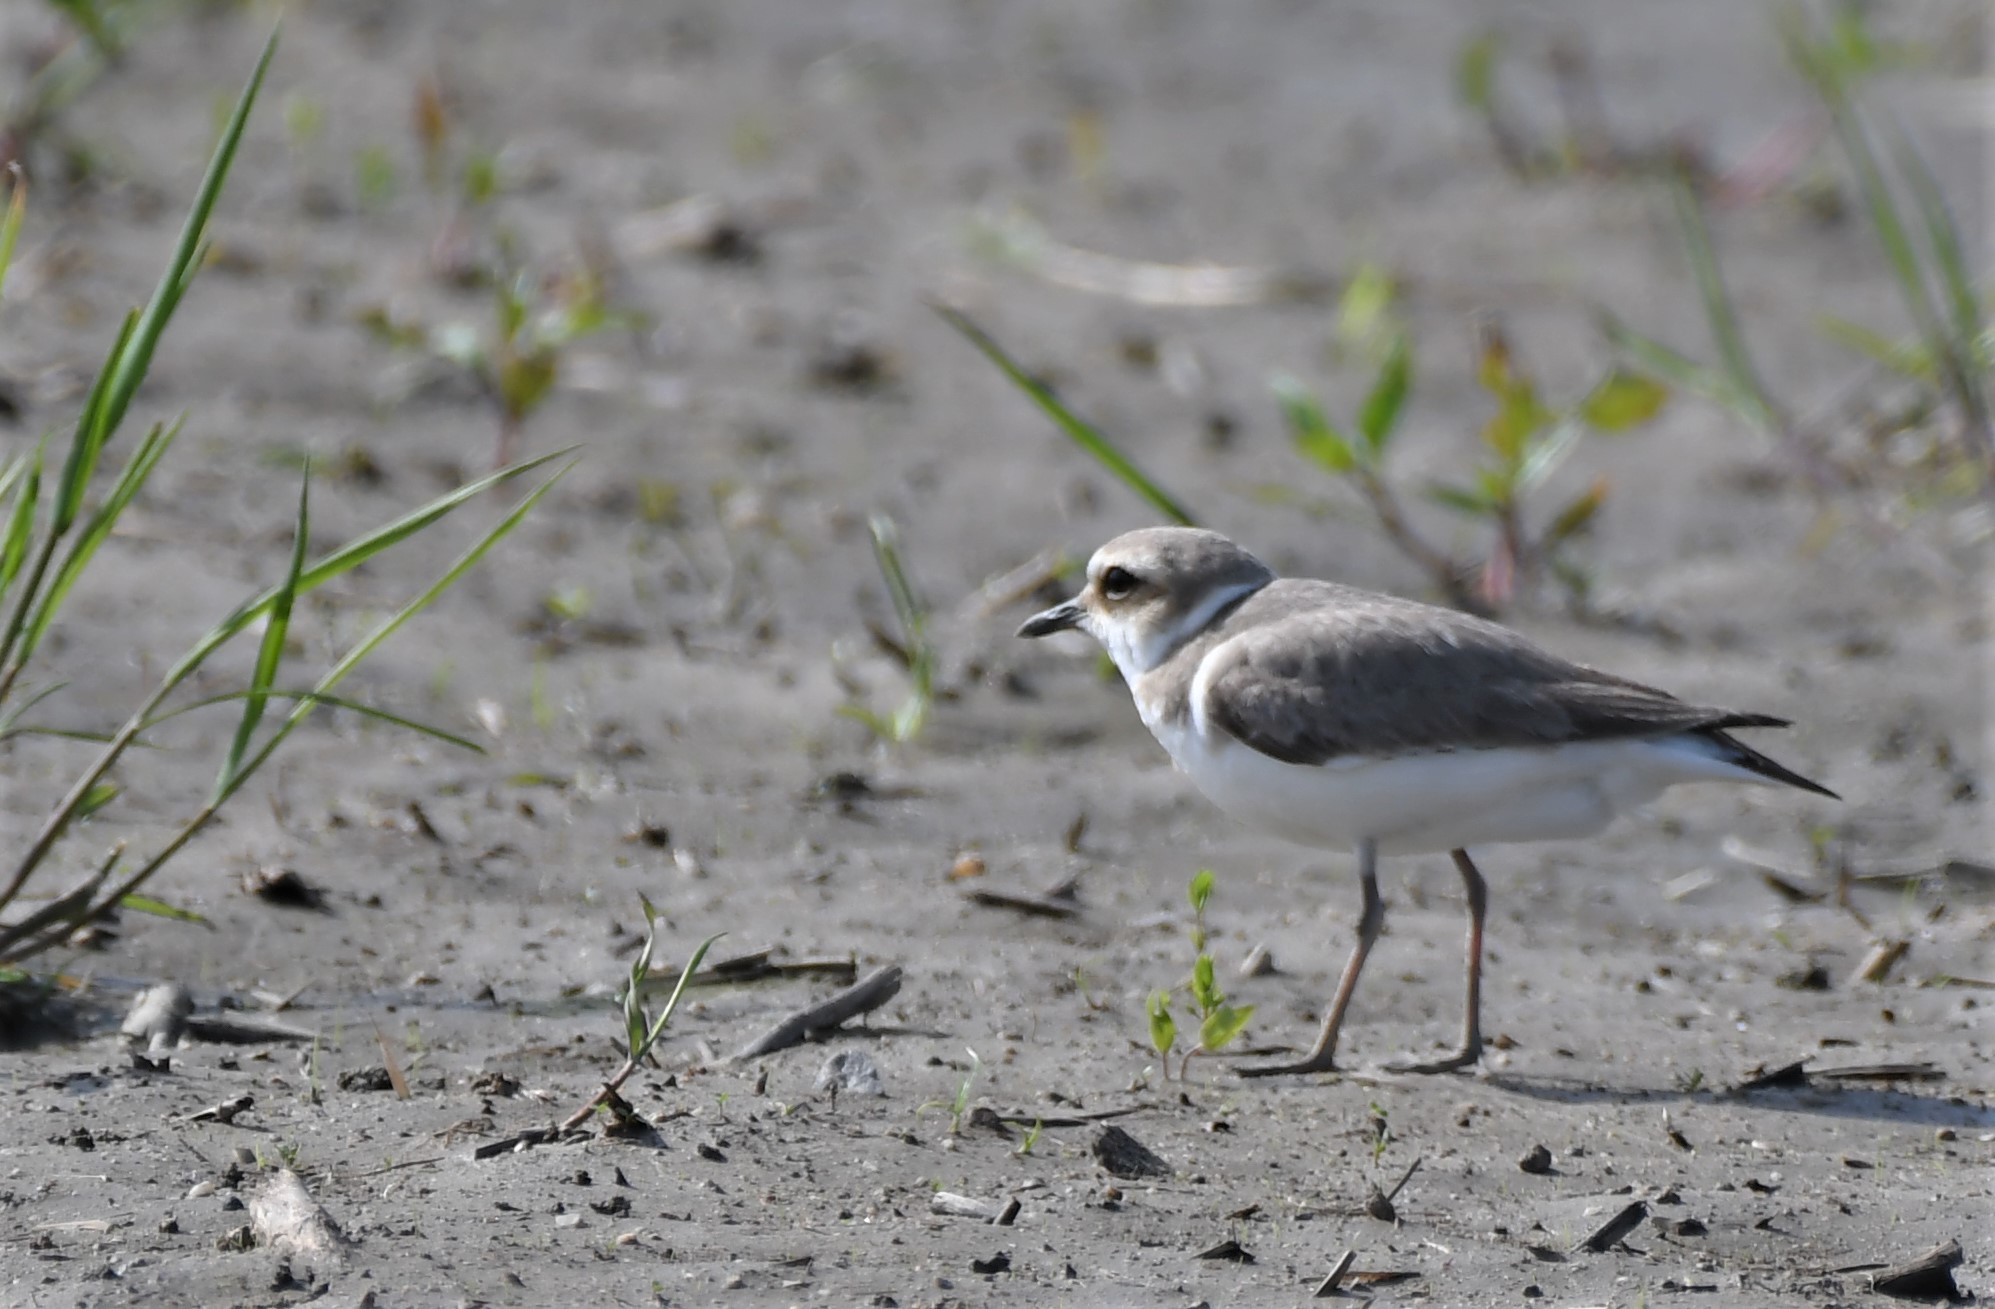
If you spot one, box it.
[1706,727,1838,799]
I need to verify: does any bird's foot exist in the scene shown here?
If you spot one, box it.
[1236,1050,1341,1079]
[1382,1042,1482,1076]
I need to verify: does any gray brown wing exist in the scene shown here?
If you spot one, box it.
[1198,602,1778,767]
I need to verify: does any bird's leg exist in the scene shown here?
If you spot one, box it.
[1241,838,1382,1078]
[1386,848,1487,1075]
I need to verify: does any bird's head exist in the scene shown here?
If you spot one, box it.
[1018,527,1275,676]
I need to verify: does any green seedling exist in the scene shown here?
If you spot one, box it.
[1148,870,1255,1078]
[361,255,633,466]
[281,93,324,153]
[1428,320,1667,609]
[0,33,572,966]
[1145,989,1177,1066]
[353,145,397,210]
[1368,1100,1392,1166]
[918,1048,983,1135]
[1275,295,1664,612]
[839,514,936,744]
[1017,1117,1044,1157]
[559,901,719,1131]
[935,303,1200,526]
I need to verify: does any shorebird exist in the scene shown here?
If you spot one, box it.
[1018,527,1836,1075]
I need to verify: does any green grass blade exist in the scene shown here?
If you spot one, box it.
[0,443,41,597]
[1596,313,1742,409]
[18,418,181,665]
[624,896,664,1055]
[290,450,572,594]
[47,308,135,538]
[0,172,26,303]
[216,467,310,802]
[77,780,119,819]
[162,448,573,695]
[1817,314,1932,380]
[1889,126,1979,350]
[0,725,120,745]
[1779,16,1962,415]
[1669,173,1779,431]
[0,455,23,519]
[145,688,484,754]
[934,303,1198,526]
[867,515,926,648]
[2,454,564,923]
[635,931,724,1062]
[118,894,210,926]
[0,679,66,739]
[48,0,123,61]
[215,462,573,805]
[1886,122,1991,447]
[53,29,278,535]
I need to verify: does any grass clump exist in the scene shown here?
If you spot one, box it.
[0,32,570,972]
[1605,7,1990,513]
[918,1047,982,1136]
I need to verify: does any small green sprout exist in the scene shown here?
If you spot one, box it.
[1148,870,1256,1078]
[839,515,936,744]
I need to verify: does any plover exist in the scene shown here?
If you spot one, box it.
[1018,527,1836,1076]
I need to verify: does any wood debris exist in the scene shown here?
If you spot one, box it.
[1578,1199,1649,1253]
[733,964,902,1060]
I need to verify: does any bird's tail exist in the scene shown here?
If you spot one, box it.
[1697,723,1839,799]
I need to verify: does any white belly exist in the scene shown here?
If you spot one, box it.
[1144,714,1768,856]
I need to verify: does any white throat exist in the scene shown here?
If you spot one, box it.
[1093,580,1263,678]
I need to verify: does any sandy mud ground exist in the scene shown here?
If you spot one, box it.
[0,1,1989,1305]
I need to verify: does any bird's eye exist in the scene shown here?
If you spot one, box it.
[1100,566,1139,600]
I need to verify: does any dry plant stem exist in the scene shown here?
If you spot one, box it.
[1352,467,1476,611]
[0,793,213,959]
[734,964,904,1060]
[1382,1155,1423,1205]
[558,1055,650,1132]
[0,840,125,954]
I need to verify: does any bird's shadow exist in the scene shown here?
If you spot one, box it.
[1479,1070,1992,1129]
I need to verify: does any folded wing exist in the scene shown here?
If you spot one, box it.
[1198,589,1784,768]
